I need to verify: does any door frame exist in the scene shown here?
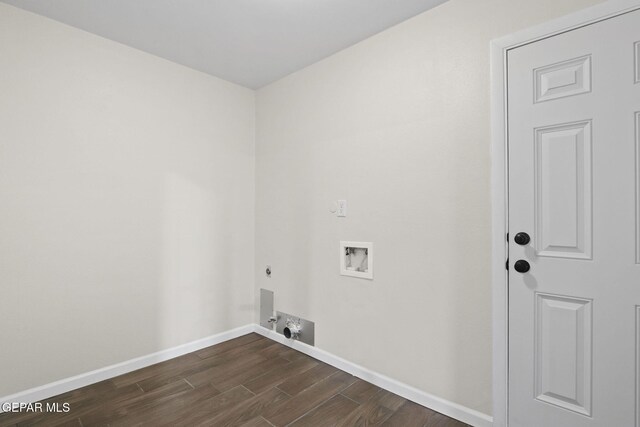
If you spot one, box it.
[490,1,640,425]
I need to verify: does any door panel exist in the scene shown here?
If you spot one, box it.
[635,41,640,83]
[636,111,640,264]
[534,55,592,103]
[534,120,592,259]
[534,293,592,416]
[508,8,640,427]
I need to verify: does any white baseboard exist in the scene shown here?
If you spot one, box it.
[252,325,493,427]
[0,324,255,412]
[1,323,493,427]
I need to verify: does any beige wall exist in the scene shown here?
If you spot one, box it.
[0,4,255,396]
[255,0,604,415]
[0,0,607,415]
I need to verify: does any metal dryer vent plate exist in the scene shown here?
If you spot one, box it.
[259,289,274,329]
[275,311,315,346]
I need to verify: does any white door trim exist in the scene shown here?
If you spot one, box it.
[490,1,640,425]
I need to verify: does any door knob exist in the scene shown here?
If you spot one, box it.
[514,260,530,273]
[514,232,530,245]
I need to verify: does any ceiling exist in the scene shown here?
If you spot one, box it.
[1,0,448,89]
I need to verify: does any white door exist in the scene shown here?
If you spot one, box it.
[508,9,640,427]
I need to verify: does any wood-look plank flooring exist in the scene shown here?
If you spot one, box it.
[0,334,468,427]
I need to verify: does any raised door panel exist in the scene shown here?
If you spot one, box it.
[535,293,593,416]
[534,55,591,103]
[635,41,640,83]
[637,112,640,263]
[535,120,592,259]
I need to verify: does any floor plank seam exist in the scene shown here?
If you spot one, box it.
[282,385,353,427]
[281,401,327,427]
[240,384,257,396]
[274,386,292,397]
[278,369,341,398]
[338,392,363,405]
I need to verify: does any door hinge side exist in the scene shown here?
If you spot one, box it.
[505,258,509,270]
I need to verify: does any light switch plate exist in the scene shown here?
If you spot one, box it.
[337,200,347,217]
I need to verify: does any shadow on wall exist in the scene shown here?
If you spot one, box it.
[160,173,233,349]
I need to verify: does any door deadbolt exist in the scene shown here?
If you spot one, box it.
[514,232,530,245]
[514,260,530,273]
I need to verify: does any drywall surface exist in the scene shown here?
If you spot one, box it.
[0,3,255,396]
[255,0,604,415]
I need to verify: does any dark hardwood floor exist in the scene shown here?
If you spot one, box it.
[0,333,468,426]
